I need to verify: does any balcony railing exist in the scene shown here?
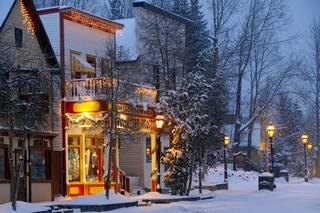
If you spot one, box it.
[64,77,157,105]
[64,77,110,101]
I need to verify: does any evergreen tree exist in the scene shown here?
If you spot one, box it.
[274,93,304,176]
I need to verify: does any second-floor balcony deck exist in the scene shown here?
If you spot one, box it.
[64,77,157,106]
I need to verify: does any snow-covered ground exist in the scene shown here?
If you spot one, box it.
[108,168,320,213]
[1,168,320,213]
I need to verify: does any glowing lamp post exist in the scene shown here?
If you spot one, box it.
[301,133,309,182]
[223,135,230,184]
[156,115,164,192]
[266,123,275,174]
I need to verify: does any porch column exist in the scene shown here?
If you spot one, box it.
[150,132,157,192]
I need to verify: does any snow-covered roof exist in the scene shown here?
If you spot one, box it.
[0,0,15,29]
[115,18,138,61]
[133,1,194,24]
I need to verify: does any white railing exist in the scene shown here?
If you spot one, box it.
[65,78,110,99]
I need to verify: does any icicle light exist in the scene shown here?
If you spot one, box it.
[20,0,35,36]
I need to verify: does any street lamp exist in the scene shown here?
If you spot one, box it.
[266,123,275,174]
[155,115,164,192]
[301,133,309,182]
[223,135,230,184]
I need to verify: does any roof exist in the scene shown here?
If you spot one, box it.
[0,0,58,68]
[0,0,15,29]
[132,1,193,24]
[38,6,124,31]
[115,18,138,61]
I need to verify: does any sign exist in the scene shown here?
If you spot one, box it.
[66,101,107,113]
[30,139,50,148]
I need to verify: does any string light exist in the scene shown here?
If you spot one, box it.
[64,10,118,33]
[20,0,35,36]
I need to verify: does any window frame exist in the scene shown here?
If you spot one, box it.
[86,54,96,78]
[70,50,82,79]
[15,28,23,48]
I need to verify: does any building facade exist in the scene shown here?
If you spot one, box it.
[0,0,59,203]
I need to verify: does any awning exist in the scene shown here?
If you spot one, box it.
[72,54,95,74]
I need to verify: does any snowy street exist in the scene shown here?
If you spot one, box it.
[109,180,320,213]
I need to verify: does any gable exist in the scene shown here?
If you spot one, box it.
[0,0,58,68]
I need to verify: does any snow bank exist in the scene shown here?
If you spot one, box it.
[0,201,50,213]
[61,191,136,205]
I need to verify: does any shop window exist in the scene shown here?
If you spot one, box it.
[0,148,6,179]
[85,138,103,182]
[68,136,80,182]
[30,150,50,180]
[15,28,22,48]
[146,136,151,163]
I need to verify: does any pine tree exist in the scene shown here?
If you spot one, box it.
[274,93,304,176]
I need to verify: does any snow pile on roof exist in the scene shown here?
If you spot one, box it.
[0,201,50,213]
[0,0,15,28]
[115,18,138,61]
[61,191,136,205]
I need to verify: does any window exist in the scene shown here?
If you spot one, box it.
[30,150,50,180]
[100,58,110,77]
[146,136,151,163]
[68,136,80,182]
[85,138,103,182]
[86,55,96,78]
[15,28,22,48]
[71,51,81,79]
[0,149,6,179]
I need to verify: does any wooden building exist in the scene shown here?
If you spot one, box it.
[0,0,59,204]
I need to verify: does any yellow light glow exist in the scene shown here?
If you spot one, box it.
[307,143,313,150]
[119,114,127,120]
[224,135,230,146]
[20,0,35,36]
[155,115,164,129]
[266,123,275,138]
[301,133,308,145]
[73,101,100,113]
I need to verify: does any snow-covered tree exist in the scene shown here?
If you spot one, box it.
[273,93,304,176]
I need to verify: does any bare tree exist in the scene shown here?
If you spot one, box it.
[232,0,288,156]
[0,32,58,210]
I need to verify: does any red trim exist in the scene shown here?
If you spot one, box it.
[37,7,62,15]
[60,11,67,196]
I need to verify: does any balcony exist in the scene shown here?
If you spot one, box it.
[64,77,157,105]
[64,77,110,102]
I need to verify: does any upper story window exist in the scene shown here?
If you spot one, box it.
[100,58,111,77]
[15,28,23,48]
[70,50,96,79]
[86,55,96,78]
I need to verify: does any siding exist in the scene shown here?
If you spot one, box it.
[63,19,114,80]
[119,135,145,187]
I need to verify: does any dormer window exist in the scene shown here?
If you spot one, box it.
[15,28,23,48]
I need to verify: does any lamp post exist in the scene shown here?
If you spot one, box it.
[155,115,164,193]
[301,133,309,182]
[223,135,230,183]
[266,123,275,174]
